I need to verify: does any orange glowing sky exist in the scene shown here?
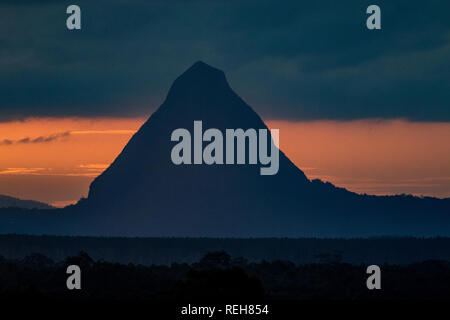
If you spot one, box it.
[1,117,450,207]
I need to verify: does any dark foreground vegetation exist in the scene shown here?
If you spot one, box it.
[1,234,450,265]
[0,251,449,301]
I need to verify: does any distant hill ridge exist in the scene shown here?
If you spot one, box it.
[0,194,53,210]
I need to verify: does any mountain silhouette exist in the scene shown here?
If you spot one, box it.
[83,61,314,235]
[1,61,449,237]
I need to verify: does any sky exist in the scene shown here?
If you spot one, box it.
[0,0,449,205]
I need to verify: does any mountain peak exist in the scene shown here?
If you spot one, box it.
[185,60,224,77]
[164,61,230,106]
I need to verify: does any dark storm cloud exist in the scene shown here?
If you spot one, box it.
[0,0,449,121]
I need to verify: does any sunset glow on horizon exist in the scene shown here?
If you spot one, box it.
[1,117,450,206]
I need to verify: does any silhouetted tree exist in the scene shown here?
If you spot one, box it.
[198,251,231,268]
